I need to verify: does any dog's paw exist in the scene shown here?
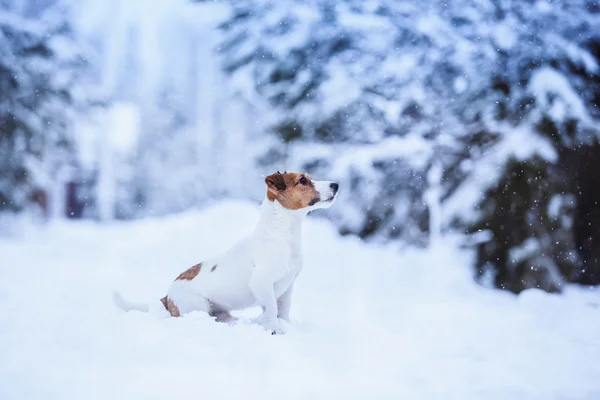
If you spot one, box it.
[251,313,268,325]
[263,319,283,334]
[252,313,287,334]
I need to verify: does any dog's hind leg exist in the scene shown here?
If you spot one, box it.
[209,303,237,324]
[164,282,211,317]
[160,296,181,317]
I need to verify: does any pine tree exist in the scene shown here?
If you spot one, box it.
[0,1,89,214]
[219,0,600,291]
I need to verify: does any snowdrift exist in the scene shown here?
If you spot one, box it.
[1,201,599,399]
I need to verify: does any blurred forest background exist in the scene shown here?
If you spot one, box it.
[1,0,599,294]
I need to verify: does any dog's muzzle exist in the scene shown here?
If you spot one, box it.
[328,182,339,199]
[313,181,339,208]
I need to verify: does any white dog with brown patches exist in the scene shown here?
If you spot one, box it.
[114,172,338,334]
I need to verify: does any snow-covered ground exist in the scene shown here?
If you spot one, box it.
[1,201,599,399]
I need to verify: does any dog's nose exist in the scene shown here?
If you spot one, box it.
[330,183,339,193]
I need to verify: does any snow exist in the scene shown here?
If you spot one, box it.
[338,9,391,31]
[330,134,433,177]
[509,237,541,265]
[380,54,420,81]
[528,67,591,123]
[320,61,362,115]
[545,34,599,74]
[1,201,600,399]
[262,4,319,56]
[492,23,517,50]
[453,76,468,94]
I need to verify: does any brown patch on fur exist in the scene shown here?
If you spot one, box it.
[175,263,202,281]
[265,172,319,210]
[160,296,181,317]
[211,264,217,272]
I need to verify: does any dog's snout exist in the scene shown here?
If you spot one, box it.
[330,183,339,193]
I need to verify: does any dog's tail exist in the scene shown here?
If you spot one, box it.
[112,291,149,313]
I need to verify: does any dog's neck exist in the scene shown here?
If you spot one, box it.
[255,197,307,244]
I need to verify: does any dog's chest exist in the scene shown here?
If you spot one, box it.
[273,245,303,296]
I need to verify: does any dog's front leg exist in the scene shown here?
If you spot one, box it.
[277,283,293,323]
[249,273,281,334]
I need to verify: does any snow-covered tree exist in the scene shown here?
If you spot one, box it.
[218,0,600,291]
[0,0,91,215]
[129,85,206,217]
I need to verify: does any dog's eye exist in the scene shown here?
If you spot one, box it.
[299,177,308,185]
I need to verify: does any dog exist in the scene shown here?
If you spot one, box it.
[114,172,338,334]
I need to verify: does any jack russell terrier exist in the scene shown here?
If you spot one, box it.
[114,172,338,334]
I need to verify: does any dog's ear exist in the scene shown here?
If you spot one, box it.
[265,172,287,192]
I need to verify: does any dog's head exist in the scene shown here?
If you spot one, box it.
[265,171,338,211]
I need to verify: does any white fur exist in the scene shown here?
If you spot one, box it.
[115,179,337,333]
